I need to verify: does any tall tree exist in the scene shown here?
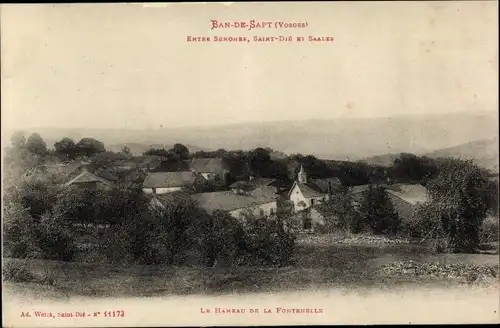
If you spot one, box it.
[419,158,490,252]
[172,143,189,160]
[54,137,77,160]
[247,147,272,177]
[75,138,105,157]
[358,185,401,234]
[25,133,47,156]
[389,153,438,184]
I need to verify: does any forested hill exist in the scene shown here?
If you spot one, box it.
[361,137,499,173]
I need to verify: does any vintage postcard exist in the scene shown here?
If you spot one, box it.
[1,1,499,327]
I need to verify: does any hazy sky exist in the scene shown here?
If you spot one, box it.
[1,2,498,131]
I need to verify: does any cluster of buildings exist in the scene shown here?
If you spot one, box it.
[34,156,430,233]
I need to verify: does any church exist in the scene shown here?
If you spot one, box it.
[287,165,341,213]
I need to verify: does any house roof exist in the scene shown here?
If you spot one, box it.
[64,170,114,187]
[187,158,227,173]
[248,186,279,198]
[387,193,420,223]
[110,159,139,168]
[309,177,341,193]
[191,191,276,214]
[350,184,371,194]
[289,177,341,198]
[385,183,429,205]
[42,162,87,176]
[155,191,193,205]
[143,171,198,188]
[229,178,277,189]
[296,182,326,198]
[349,184,392,202]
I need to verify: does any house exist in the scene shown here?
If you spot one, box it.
[64,170,114,190]
[142,171,204,195]
[191,190,278,219]
[288,165,342,212]
[186,158,230,183]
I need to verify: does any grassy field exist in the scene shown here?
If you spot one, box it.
[3,237,499,300]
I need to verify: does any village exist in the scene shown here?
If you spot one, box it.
[18,142,432,236]
[1,130,498,312]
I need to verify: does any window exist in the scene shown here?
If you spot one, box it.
[311,199,315,206]
[270,208,275,215]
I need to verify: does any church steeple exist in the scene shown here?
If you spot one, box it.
[297,165,307,183]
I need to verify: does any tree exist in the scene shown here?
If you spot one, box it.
[54,186,149,228]
[10,131,26,149]
[25,133,47,156]
[15,172,63,220]
[75,138,105,157]
[315,187,361,233]
[418,158,490,252]
[152,198,208,265]
[247,148,271,177]
[389,153,438,184]
[237,210,296,266]
[172,143,189,160]
[37,212,76,261]
[3,201,40,259]
[3,173,76,261]
[358,185,401,234]
[121,145,132,156]
[54,137,77,160]
[201,210,246,267]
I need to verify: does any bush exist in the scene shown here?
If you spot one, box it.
[37,213,77,261]
[3,261,36,283]
[3,203,41,259]
[100,226,135,265]
[237,211,296,267]
[479,216,499,244]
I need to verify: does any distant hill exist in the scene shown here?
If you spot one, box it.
[358,153,403,167]
[361,137,499,173]
[11,110,497,162]
[423,137,499,173]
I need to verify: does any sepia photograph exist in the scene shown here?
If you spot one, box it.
[1,2,499,326]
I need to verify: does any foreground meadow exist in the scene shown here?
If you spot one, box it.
[3,235,498,300]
